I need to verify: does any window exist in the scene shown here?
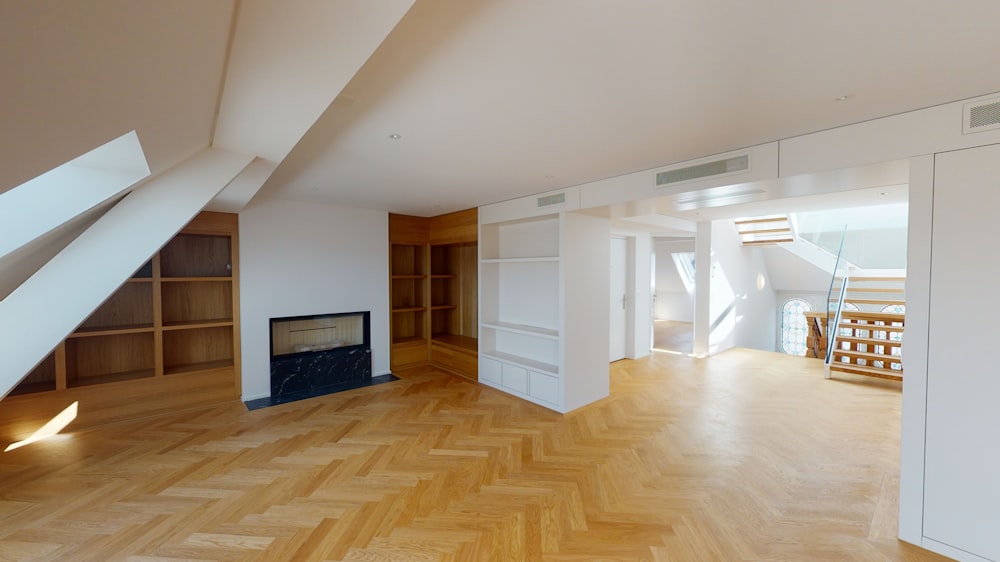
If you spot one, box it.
[881,304,905,314]
[830,301,859,336]
[881,304,905,350]
[781,298,812,356]
[671,252,696,291]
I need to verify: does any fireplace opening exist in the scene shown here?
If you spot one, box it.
[268,311,372,401]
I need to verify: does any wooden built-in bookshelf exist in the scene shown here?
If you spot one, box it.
[1,212,241,437]
[389,209,478,379]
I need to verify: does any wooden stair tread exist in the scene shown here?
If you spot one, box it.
[848,276,907,282]
[734,216,788,225]
[841,298,906,306]
[840,311,905,322]
[839,322,905,332]
[832,349,902,363]
[844,287,906,294]
[836,335,901,347]
[742,238,795,246]
[829,363,903,381]
[736,227,793,235]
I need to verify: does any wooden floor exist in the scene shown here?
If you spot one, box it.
[0,348,949,561]
[652,320,693,354]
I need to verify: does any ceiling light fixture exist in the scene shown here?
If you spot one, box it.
[834,94,852,102]
[388,134,402,139]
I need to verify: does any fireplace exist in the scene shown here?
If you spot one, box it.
[269,311,372,400]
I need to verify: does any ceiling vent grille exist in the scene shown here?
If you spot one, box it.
[537,193,566,207]
[963,97,1000,134]
[656,153,750,188]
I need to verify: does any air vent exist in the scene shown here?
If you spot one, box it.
[537,193,566,207]
[655,153,750,188]
[963,97,1000,134]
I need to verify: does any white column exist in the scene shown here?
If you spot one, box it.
[693,221,712,356]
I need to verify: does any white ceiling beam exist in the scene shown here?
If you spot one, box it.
[208,0,415,211]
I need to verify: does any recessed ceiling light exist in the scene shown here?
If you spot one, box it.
[834,94,852,102]
[388,134,402,139]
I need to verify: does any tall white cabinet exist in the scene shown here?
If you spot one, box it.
[478,210,610,413]
[917,143,1000,562]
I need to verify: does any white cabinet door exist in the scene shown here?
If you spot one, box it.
[480,357,502,385]
[923,144,1000,561]
[529,370,559,405]
[501,363,528,394]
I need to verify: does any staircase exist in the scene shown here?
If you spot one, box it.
[830,310,904,380]
[808,275,906,381]
[734,215,794,246]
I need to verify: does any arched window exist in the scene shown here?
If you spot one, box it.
[881,304,906,348]
[830,301,860,336]
[781,298,812,356]
[881,304,905,314]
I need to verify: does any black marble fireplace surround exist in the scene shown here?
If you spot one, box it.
[246,311,394,410]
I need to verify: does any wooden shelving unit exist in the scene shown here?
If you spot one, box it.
[389,209,478,379]
[389,215,430,368]
[3,212,241,433]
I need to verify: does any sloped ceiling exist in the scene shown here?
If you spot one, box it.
[5,1,1000,218]
[0,0,235,195]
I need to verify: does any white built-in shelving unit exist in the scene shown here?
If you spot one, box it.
[478,206,609,413]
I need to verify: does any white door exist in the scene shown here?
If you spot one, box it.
[609,237,627,362]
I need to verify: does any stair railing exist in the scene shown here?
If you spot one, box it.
[824,227,849,373]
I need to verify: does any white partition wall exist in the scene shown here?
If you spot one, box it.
[479,211,610,413]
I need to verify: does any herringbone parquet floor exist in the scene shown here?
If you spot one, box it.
[0,348,950,561]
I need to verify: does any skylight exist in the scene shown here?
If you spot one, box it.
[0,131,150,260]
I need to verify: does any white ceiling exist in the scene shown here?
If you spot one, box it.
[259,0,1000,216]
[5,1,1000,220]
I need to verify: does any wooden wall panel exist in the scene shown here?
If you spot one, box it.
[389,213,429,245]
[161,281,233,324]
[459,244,478,337]
[78,282,154,330]
[429,208,477,245]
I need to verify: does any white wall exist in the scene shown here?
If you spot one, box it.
[761,245,834,293]
[653,238,695,321]
[708,221,777,353]
[238,197,390,400]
